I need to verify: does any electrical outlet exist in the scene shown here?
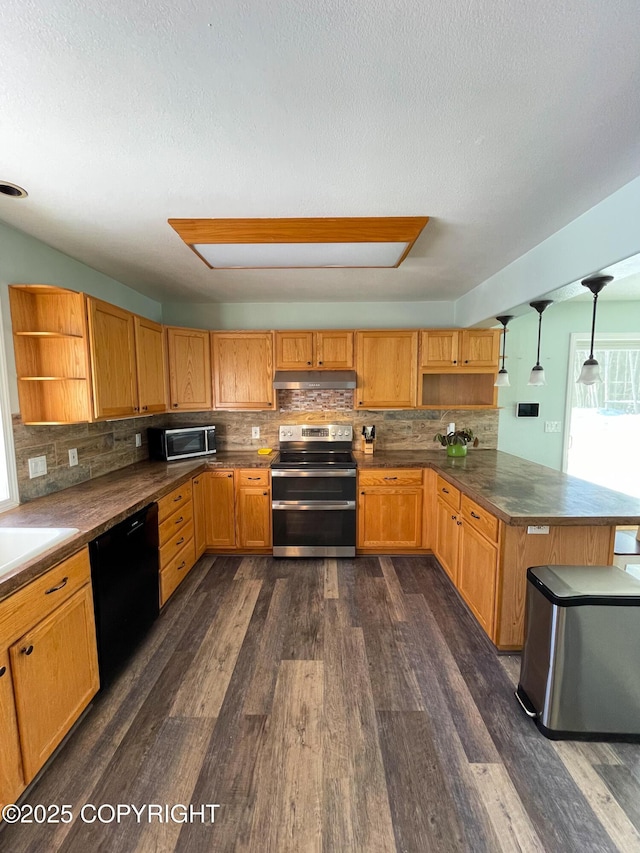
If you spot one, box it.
[28,455,47,479]
[68,448,78,467]
[135,433,142,448]
[544,421,562,433]
[252,426,260,439]
[527,525,550,535]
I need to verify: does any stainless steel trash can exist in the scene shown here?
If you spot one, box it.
[516,564,640,740]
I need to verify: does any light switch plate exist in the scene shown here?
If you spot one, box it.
[252,426,260,439]
[135,433,142,448]
[28,455,47,478]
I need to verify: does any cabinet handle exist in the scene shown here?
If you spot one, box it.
[227,474,232,478]
[456,520,462,526]
[142,405,148,411]
[45,576,68,595]
[442,487,450,494]
[173,494,182,501]
[175,516,184,524]
[318,360,323,365]
[194,479,199,484]
[464,360,469,363]
[173,403,178,408]
[453,360,457,364]
[247,476,260,480]
[0,665,6,677]
[361,491,365,495]
[134,406,139,412]
[384,476,398,480]
[307,361,312,365]
[22,645,34,656]
[177,561,186,571]
[176,537,185,545]
[358,401,362,405]
[470,511,481,520]
[263,491,268,496]
[451,515,457,520]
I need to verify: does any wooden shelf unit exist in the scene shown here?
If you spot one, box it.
[419,371,498,409]
[9,286,92,424]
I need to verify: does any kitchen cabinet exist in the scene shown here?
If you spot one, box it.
[192,474,207,559]
[435,497,461,584]
[358,469,423,550]
[457,521,498,636]
[158,480,196,606]
[203,470,237,548]
[211,332,274,410]
[134,316,168,414]
[236,470,272,549]
[0,547,99,800]
[166,326,212,411]
[420,329,500,369]
[355,330,418,409]
[9,284,93,425]
[275,330,353,369]
[419,329,500,410]
[87,297,139,419]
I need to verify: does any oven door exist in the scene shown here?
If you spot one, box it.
[272,469,356,557]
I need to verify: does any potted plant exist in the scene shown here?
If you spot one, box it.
[433,427,478,457]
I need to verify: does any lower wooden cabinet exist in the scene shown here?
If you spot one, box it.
[158,480,197,606]
[199,469,271,552]
[457,522,498,636]
[435,497,461,584]
[202,470,236,548]
[0,547,99,810]
[192,474,207,559]
[237,486,272,549]
[358,469,423,550]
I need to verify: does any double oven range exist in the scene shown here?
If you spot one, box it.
[271,424,356,557]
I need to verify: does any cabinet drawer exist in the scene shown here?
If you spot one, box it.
[461,494,499,543]
[159,521,194,569]
[157,480,193,524]
[236,469,270,487]
[359,468,423,487]
[159,500,193,545]
[0,547,90,648]
[436,476,461,510]
[160,539,196,606]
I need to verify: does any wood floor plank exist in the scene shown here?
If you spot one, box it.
[171,579,262,718]
[553,741,640,852]
[470,764,546,852]
[243,578,291,715]
[241,660,324,853]
[324,557,339,599]
[379,555,409,621]
[280,564,324,660]
[323,599,396,852]
[377,710,465,852]
[595,764,640,835]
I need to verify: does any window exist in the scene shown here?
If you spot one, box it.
[0,298,19,511]
[564,333,640,498]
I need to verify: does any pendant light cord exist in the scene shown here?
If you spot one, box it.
[588,290,599,360]
[500,324,507,369]
[535,310,542,367]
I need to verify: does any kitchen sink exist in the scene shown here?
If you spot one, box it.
[0,528,80,579]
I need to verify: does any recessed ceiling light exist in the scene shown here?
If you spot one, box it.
[0,181,28,198]
[168,217,429,269]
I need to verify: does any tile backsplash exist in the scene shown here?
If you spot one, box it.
[13,391,498,502]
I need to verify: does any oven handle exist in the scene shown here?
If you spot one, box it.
[272,500,356,511]
[271,469,356,478]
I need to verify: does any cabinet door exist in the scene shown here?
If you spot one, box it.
[166,327,212,411]
[237,487,272,549]
[420,330,459,368]
[458,523,498,637]
[134,316,168,414]
[355,331,417,409]
[204,471,236,548]
[0,651,24,809]
[315,331,354,368]
[192,475,207,559]
[87,297,138,419]
[10,585,99,782]
[212,332,274,410]
[274,331,314,369]
[459,330,500,368]
[435,497,460,583]
[358,487,422,548]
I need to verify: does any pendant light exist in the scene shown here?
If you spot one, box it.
[528,300,553,386]
[577,275,613,385]
[494,315,514,387]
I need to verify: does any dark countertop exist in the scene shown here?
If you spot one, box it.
[2,447,639,603]
[354,449,640,527]
[0,451,273,600]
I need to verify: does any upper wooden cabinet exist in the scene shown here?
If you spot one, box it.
[87,297,139,419]
[134,316,168,414]
[355,330,418,409]
[420,329,500,369]
[275,330,354,370]
[166,326,212,411]
[212,331,274,410]
[9,285,93,424]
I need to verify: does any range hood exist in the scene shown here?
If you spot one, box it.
[273,370,357,390]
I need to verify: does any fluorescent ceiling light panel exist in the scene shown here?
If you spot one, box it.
[168,217,429,269]
[193,241,410,269]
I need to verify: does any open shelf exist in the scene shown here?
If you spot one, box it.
[419,371,498,409]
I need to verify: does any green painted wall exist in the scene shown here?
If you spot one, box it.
[0,220,162,410]
[497,300,640,469]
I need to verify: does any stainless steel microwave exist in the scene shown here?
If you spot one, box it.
[147,425,216,461]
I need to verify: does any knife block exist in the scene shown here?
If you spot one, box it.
[361,438,375,455]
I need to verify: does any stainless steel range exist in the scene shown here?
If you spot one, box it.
[271,424,356,558]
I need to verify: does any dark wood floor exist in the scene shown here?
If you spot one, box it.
[3,554,640,852]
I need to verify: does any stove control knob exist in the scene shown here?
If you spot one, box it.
[337,430,343,436]
[287,430,293,436]
[330,430,336,436]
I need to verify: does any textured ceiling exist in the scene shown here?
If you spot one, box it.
[1,0,639,304]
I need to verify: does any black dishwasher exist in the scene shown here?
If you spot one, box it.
[89,503,159,689]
